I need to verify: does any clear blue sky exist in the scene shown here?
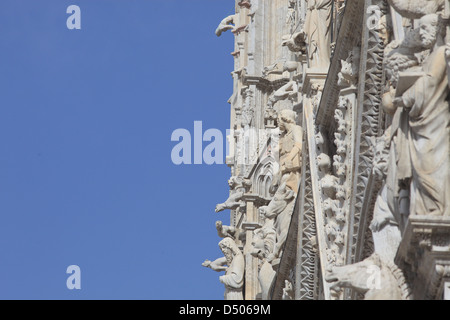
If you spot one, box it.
[0,0,235,300]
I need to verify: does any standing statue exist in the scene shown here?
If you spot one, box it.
[370,129,402,261]
[259,184,296,261]
[276,109,303,195]
[218,238,245,300]
[251,224,277,300]
[203,237,245,300]
[259,109,302,262]
[304,0,333,69]
[393,14,450,217]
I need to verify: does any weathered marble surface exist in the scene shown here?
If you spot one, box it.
[206,0,450,300]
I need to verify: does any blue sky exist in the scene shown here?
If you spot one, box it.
[0,0,235,299]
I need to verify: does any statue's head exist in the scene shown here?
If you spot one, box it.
[277,109,296,131]
[252,230,265,252]
[317,153,331,172]
[418,14,442,49]
[219,237,240,264]
[228,176,242,188]
[252,227,276,259]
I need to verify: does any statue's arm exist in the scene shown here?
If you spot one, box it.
[207,257,228,272]
[400,47,447,108]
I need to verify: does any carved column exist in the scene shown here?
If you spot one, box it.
[242,195,261,300]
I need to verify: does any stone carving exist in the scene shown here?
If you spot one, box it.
[251,224,277,300]
[326,253,411,300]
[304,0,333,68]
[263,60,300,78]
[282,31,307,53]
[264,108,278,129]
[276,110,303,195]
[238,0,251,9]
[368,128,403,263]
[204,238,245,300]
[202,259,228,272]
[216,220,245,242]
[241,88,255,127]
[255,110,302,264]
[347,1,388,269]
[267,81,299,108]
[387,0,445,19]
[295,139,319,300]
[260,184,296,262]
[317,152,344,267]
[391,14,450,217]
[337,48,360,87]
[215,177,250,213]
[286,0,298,33]
[282,280,295,300]
[215,14,237,37]
[208,0,450,301]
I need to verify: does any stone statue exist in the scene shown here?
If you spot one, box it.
[263,60,299,78]
[276,109,303,194]
[282,31,307,53]
[337,48,360,87]
[251,225,277,300]
[370,128,402,261]
[392,14,450,217]
[282,280,295,300]
[267,81,299,108]
[215,14,236,37]
[260,184,296,262]
[202,258,228,272]
[216,221,236,239]
[204,237,245,300]
[215,176,249,213]
[304,0,333,69]
[326,253,411,300]
[218,238,245,300]
[258,109,302,262]
[286,0,297,33]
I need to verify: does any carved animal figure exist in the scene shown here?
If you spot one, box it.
[267,81,298,107]
[215,15,236,37]
[282,31,307,53]
[215,190,244,212]
[338,59,358,87]
[326,254,411,300]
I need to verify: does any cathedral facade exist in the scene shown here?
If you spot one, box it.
[204,0,450,300]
